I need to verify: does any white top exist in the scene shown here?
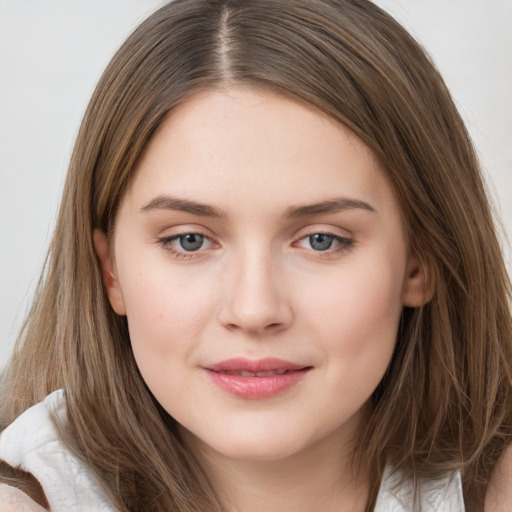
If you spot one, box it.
[0,390,465,511]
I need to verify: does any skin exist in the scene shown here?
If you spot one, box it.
[94,87,430,512]
[485,446,512,511]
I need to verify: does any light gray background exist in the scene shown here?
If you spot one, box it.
[1,0,511,369]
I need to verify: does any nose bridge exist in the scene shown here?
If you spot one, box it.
[219,241,292,334]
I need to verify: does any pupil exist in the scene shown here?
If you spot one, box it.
[180,234,204,251]
[310,234,333,251]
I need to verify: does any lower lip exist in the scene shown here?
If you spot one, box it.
[205,368,311,399]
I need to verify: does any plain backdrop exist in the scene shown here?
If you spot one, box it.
[0,0,511,368]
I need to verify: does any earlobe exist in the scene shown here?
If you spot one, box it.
[93,229,127,316]
[401,252,434,308]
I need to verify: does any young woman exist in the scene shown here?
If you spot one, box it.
[1,1,511,511]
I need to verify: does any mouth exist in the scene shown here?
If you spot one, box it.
[220,369,292,377]
[203,358,313,399]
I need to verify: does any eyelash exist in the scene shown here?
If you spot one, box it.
[157,232,213,260]
[293,232,353,254]
[156,230,354,259]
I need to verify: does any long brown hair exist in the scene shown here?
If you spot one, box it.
[1,1,511,510]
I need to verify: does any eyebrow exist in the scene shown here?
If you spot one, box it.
[140,195,376,218]
[141,195,227,218]
[285,197,377,217]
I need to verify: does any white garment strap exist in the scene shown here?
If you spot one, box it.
[0,390,116,512]
[375,464,465,511]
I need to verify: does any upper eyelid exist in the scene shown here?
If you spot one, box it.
[155,220,350,234]
[156,224,215,239]
[166,230,210,239]
[299,229,350,237]
[292,224,352,240]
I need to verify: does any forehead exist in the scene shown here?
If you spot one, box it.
[125,87,398,217]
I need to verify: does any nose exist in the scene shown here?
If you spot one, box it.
[217,248,293,336]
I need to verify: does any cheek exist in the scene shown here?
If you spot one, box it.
[118,266,220,411]
[302,262,404,374]
[298,266,403,433]
[117,262,218,365]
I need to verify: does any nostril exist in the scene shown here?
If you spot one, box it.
[217,291,293,335]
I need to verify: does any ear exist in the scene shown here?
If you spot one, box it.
[93,229,127,316]
[401,252,433,307]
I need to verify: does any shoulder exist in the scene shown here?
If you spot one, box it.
[0,390,117,511]
[485,442,512,511]
[0,460,49,509]
[0,390,65,489]
[0,483,48,511]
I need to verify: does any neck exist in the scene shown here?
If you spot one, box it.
[187,427,370,512]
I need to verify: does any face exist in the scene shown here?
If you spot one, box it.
[95,88,427,463]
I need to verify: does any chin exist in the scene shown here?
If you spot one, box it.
[196,424,318,463]
[214,440,307,462]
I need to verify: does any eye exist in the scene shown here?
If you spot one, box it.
[295,232,353,253]
[308,233,334,251]
[157,232,215,257]
[176,233,205,251]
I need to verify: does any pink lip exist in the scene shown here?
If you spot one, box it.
[204,358,312,399]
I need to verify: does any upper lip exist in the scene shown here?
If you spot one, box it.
[205,358,309,373]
